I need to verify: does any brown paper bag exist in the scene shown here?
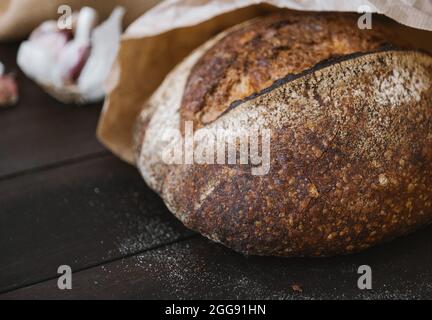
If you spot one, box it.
[0,0,161,41]
[97,0,432,164]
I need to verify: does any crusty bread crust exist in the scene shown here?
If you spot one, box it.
[135,12,432,257]
[181,12,398,129]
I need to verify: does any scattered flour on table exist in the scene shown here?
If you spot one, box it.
[130,240,432,300]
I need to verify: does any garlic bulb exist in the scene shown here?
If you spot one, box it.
[17,7,125,104]
[0,62,19,108]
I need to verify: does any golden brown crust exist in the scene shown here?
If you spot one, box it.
[180,12,399,129]
[135,12,432,257]
[166,50,432,257]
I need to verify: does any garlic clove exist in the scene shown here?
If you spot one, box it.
[78,7,125,102]
[53,41,91,86]
[18,21,70,86]
[74,7,99,44]
[31,31,71,56]
[30,21,62,40]
[18,41,57,85]
[51,7,98,87]
[0,62,19,108]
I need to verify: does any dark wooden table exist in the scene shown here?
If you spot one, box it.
[0,42,431,300]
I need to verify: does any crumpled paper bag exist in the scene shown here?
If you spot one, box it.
[97,0,432,164]
[0,0,161,41]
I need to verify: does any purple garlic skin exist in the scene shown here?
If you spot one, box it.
[17,6,124,104]
[25,8,97,86]
[0,74,18,108]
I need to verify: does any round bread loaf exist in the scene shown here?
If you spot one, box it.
[134,12,432,257]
